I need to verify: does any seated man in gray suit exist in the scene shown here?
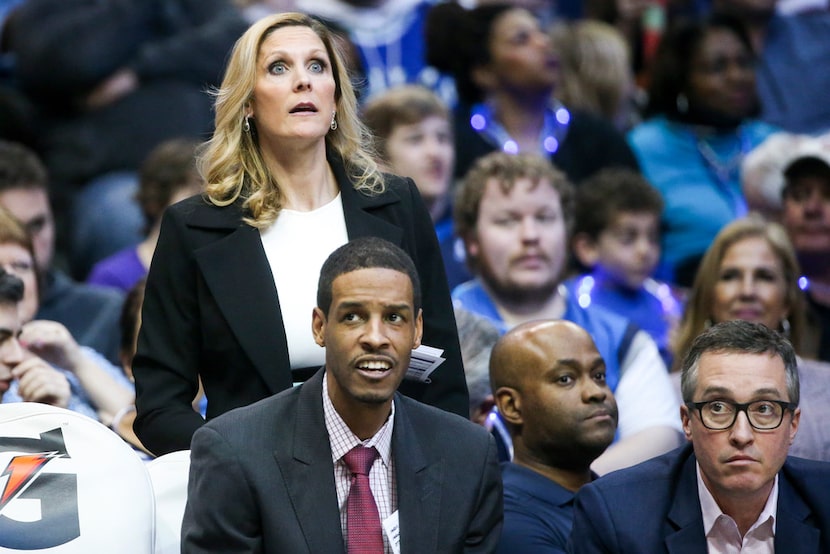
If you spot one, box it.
[570,320,830,553]
[182,237,504,553]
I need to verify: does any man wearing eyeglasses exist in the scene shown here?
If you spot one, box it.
[569,319,830,553]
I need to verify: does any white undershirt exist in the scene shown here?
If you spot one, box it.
[260,192,348,369]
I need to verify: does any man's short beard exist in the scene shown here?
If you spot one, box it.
[492,282,558,306]
[532,439,614,472]
[479,266,560,306]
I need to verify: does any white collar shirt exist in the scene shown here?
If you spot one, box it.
[698,462,777,554]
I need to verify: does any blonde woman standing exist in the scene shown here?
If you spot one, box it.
[133,13,466,456]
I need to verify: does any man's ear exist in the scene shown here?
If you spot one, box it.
[312,307,327,347]
[494,386,522,426]
[680,404,693,442]
[412,308,423,349]
[789,406,801,445]
[572,232,600,269]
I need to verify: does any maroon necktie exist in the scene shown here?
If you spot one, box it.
[343,445,384,553]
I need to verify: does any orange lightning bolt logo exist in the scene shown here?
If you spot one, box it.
[0,452,62,512]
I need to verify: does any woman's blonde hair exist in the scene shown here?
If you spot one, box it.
[671,215,808,370]
[550,20,631,126]
[200,12,383,228]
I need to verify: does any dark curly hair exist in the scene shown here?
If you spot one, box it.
[424,2,514,105]
[645,13,758,123]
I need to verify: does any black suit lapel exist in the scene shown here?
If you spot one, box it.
[275,371,346,553]
[665,453,708,554]
[333,156,404,247]
[392,397,442,553]
[775,472,820,553]
[194,219,292,394]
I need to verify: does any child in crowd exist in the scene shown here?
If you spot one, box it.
[86,138,204,292]
[566,168,683,367]
[362,84,471,289]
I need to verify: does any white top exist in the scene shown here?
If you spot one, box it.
[260,193,348,369]
[615,330,684,437]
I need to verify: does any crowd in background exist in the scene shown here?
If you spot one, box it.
[1,0,830,549]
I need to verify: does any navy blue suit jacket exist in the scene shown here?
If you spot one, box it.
[182,369,503,553]
[570,444,830,553]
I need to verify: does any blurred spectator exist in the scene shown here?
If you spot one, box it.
[425,2,640,185]
[3,0,248,278]
[87,138,204,293]
[0,268,69,409]
[550,19,641,132]
[0,140,124,365]
[628,14,778,287]
[742,131,830,361]
[583,0,707,84]
[454,305,500,425]
[363,84,471,289]
[0,207,133,425]
[567,168,684,368]
[672,215,812,365]
[713,0,830,134]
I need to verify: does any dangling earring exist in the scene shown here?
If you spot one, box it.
[780,318,791,338]
[243,116,251,134]
[330,111,337,131]
[676,93,689,114]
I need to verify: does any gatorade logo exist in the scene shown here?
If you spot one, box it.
[0,427,80,549]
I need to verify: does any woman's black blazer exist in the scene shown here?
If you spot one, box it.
[133,154,468,455]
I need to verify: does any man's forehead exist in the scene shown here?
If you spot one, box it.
[331,267,414,305]
[786,174,830,192]
[483,176,555,196]
[608,211,659,230]
[512,322,601,368]
[696,351,787,386]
